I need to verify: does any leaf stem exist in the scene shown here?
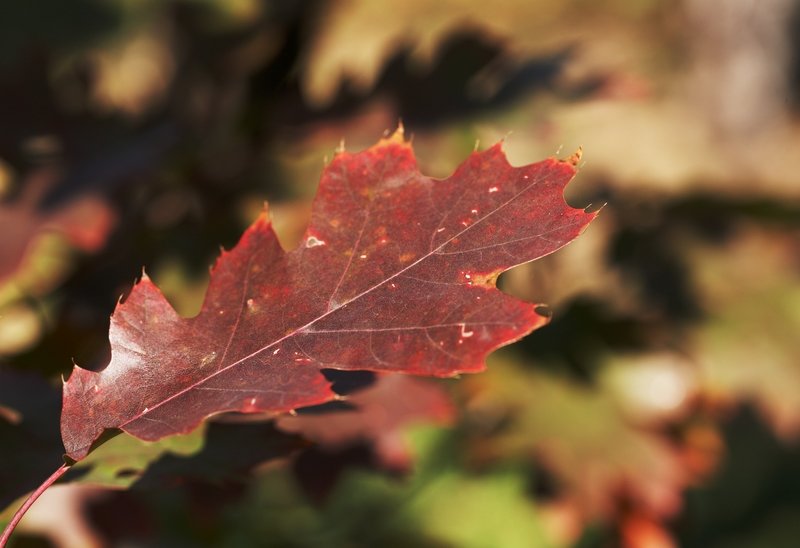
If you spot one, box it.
[0,462,71,547]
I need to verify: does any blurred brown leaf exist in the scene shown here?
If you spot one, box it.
[464,355,687,519]
[0,168,115,297]
[688,225,800,438]
[278,374,455,470]
[303,0,664,106]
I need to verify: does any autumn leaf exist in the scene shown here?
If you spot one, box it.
[61,129,595,462]
[0,167,114,294]
[303,0,567,105]
[278,374,455,471]
[302,0,660,107]
[464,355,687,519]
[688,226,800,438]
[280,374,454,503]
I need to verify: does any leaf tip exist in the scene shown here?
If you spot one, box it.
[132,269,162,297]
[256,201,272,225]
[563,146,583,167]
[381,122,410,147]
[584,201,606,215]
[482,140,508,162]
[238,202,276,238]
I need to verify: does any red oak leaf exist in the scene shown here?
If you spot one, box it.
[61,130,595,461]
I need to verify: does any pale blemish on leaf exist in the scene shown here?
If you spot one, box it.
[305,236,327,248]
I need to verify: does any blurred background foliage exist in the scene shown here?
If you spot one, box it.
[1,0,800,546]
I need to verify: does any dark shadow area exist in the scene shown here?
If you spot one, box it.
[0,369,64,512]
[133,421,305,488]
[516,297,663,382]
[672,407,800,548]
